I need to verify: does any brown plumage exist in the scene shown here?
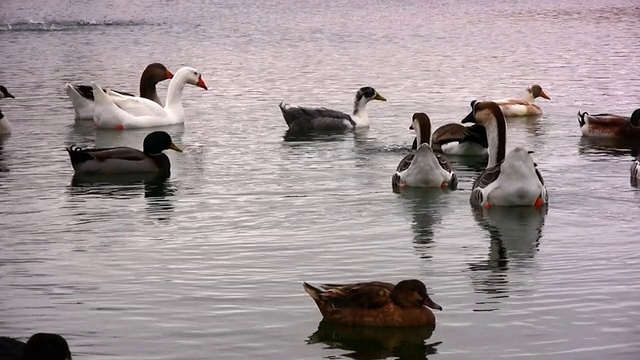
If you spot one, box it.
[303,279,442,327]
[577,109,640,139]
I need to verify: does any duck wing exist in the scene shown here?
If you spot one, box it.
[279,102,353,130]
[106,89,166,117]
[432,123,488,150]
[318,281,394,309]
[395,153,415,172]
[473,164,501,190]
[72,85,135,101]
[578,112,629,127]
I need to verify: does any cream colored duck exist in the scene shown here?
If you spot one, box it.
[92,67,207,129]
[489,84,550,117]
[64,63,173,120]
[392,113,457,191]
[0,85,15,135]
[461,101,547,208]
[631,155,640,187]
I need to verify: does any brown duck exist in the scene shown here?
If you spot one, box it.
[303,279,442,327]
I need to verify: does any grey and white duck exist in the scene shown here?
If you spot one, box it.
[392,113,457,191]
[279,86,386,133]
[0,85,15,135]
[64,63,173,120]
[462,101,547,208]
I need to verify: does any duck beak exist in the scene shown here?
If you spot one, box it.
[196,75,208,90]
[165,70,174,79]
[169,142,183,152]
[540,89,550,100]
[423,296,443,311]
[461,111,475,124]
[373,93,387,101]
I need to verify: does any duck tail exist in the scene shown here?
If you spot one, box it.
[303,282,332,317]
[66,145,93,168]
[278,102,299,128]
[577,110,588,127]
[90,82,114,108]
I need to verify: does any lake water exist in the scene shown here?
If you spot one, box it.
[1,0,639,359]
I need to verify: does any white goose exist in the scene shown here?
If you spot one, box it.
[0,85,15,135]
[462,101,547,208]
[92,66,207,129]
[64,63,174,120]
[631,155,640,187]
[392,113,457,191]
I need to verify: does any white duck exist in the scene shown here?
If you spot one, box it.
[92,66,207,129]
[489,84,550,117]
[64,63,174,120]
[0,85,15,135]
[461,101,547,208]
[392,113,457,191]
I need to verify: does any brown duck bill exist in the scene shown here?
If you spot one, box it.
[423,296,443,311]
[540,90,550,100]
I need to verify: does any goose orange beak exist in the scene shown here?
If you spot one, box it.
[196,75,208,90]
[165,70,174,79]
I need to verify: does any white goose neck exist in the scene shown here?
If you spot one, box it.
[351,99,370,127]
[164,68,192,110]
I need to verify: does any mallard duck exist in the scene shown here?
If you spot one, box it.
[92,66,207,129]
[0,333,72,360]
[64,63,174,120]
[490,84,550,117]
[577,109,640,139]
[0,85,15,135]
[392,113,457,191]
[462,101,547,208]
[632,155,640,187]
[303,279,442,327]
[279,87,386,133]
[66,131,182,176]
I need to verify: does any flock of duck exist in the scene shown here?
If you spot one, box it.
[1,62,640,358]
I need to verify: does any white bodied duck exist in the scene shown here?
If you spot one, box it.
[66,131,182,177]
[489,84,551,117]
[577,108,640,139]
[64,63,174,120]
[92,66,207,129]
[392,113,457,191]
[278,86,386,133]
[0,85,15,135]
[462,101,547,208]
[631,155,640,187]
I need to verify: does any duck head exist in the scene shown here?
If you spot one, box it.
[174,67,208,90]
[528,84,550,100]
[408,112,432,146]
[631,108,640,127]
[23,333,72,360]
[391,279,442,310]
[143,131,183,155]
[141,63,174,83]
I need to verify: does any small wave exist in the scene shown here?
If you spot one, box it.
[0,19,150,32]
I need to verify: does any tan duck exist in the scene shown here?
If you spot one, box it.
[64,63,173,120]
[577,109,640,139]
[392,113,457,191]
[489,84,550,117]
[66,131,182,177]
[303,279,442,327]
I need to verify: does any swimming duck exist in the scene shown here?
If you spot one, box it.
[462,101,547,208]
[489,84,550,117]
[0,333,72,360]
[92,66,207,129]
[303,279,442,327]
[631,155,640,187]
[430,119,488,156]
[392,113,457,191]
[577,109,640,139]
[279,87,386,133]
[0,85,15,135]
[64,63,174,120]
[66,131,182,176]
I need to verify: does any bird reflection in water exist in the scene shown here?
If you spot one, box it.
[396,188,450,259]
[307,320,441,360]
[468,205,548,311]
